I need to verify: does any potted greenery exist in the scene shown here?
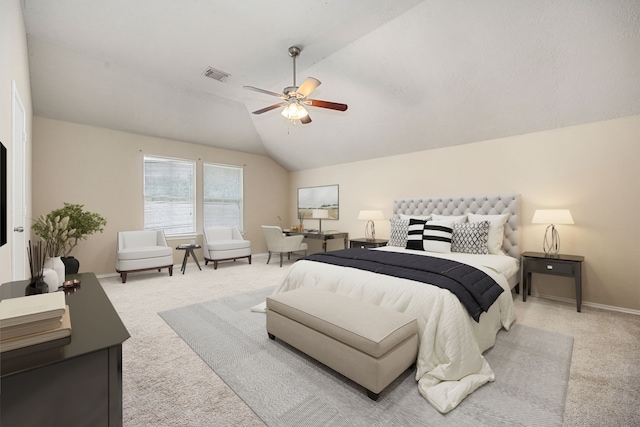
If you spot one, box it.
[32,203,107,274]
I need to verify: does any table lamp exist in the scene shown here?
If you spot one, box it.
[531,209,574,257]
[312,209,329,233]
[358,210,384,241]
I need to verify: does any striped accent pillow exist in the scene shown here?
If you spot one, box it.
[405,219,427,251]
[422,220,453,253]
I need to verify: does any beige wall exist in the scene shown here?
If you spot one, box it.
[1,0,33,283]
[32,117,289,275]
[290,115,640,311]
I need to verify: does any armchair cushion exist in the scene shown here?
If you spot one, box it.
[118,246,173,260]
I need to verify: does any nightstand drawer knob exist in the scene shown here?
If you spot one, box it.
[547,265,553,270]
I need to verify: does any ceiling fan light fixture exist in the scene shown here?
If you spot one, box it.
[281,101,308,120]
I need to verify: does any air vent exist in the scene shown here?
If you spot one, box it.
[202,66,230,82]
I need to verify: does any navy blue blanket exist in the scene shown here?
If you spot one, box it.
[301,249,504,322]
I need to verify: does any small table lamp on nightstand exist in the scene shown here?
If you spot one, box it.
[531,209,574,257]
[358,210,384,241]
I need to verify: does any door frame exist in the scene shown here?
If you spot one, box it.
[11,80,27,280]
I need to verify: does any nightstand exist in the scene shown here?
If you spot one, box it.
[349,238,388,249]
[521,251,585,312]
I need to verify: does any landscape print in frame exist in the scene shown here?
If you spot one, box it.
[297,184,339,221]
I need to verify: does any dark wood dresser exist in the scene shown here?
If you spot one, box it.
[1,273,130,427]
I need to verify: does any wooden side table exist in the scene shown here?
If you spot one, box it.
[177,244,202,273]
[521,251,585,312]
[349,238,388,249]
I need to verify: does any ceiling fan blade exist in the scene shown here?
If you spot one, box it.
[304,99,348,112]
[300,114,312,124]
[251,102,286,115]
[243,86,283,98]
[297,77,321,98]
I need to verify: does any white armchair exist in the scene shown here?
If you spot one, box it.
[203,227,252,269]
[261,226,308,267]
[116,230,174,283]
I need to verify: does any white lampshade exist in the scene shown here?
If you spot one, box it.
[532,209,574,256]
[312,209,329,219]
[358,210,384,221]
[531,210,574,225]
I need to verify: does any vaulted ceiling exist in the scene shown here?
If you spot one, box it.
[23,0,640,171]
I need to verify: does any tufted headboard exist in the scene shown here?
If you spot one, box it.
[393,194,521,259]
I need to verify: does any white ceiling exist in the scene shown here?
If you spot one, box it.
[23,0,640,171]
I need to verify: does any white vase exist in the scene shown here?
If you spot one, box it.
[42,268,59,292]
[44,256,65,288]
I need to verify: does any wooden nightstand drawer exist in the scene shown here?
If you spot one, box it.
[349,238,388,249]
[526,259,574,275]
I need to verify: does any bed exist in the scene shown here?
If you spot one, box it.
[272,194,521,413]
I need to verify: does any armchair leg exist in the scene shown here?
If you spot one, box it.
[267,251,272,264]
[168,266,173,276]
[214,261,218,270]
[280,252,283,267]
[121,272,127,283]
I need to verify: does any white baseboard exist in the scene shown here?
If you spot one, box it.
[532,292,640,316]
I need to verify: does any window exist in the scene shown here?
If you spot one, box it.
[144,155,195,235]
[203,163,243,230]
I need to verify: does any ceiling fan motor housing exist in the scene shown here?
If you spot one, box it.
[284,86,300,97]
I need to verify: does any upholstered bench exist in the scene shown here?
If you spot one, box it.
[266,287,419,400]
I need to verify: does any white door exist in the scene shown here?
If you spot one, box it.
[11,81,27,280]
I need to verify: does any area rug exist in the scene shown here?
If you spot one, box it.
[159,287,573,427]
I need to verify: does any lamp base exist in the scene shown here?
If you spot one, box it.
[364,221,376,241]
[542,224,560,256]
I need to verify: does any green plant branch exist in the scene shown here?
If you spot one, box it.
[32,203,107,257]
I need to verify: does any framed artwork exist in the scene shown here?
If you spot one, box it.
[297,184,339,220]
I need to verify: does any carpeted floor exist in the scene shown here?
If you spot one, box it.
[159,286,573,426]
[99,254,640,426]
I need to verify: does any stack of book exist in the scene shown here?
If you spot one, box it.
[0,292,71,354]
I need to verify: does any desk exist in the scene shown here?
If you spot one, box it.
[521,251,584,312]
[287,231,349,252]
[1,273,130,427]
[177,244,202,273]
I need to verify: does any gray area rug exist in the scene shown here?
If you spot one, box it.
[159,287,573,427]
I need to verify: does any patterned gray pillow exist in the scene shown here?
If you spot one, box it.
[451,221,490,254]
[388,218,410,247]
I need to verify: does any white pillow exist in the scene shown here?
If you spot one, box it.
[431,214,467,223]
[468,213,509,254]
[422,220,453,253]
[399,214,432,221]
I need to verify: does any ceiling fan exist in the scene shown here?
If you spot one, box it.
[243,46,348,124]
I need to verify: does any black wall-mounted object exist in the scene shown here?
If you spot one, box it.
[1,142,7,247]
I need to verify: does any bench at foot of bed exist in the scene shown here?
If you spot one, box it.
[266,287,419,400]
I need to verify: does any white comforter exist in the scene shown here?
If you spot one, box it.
[272,246,517,413]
